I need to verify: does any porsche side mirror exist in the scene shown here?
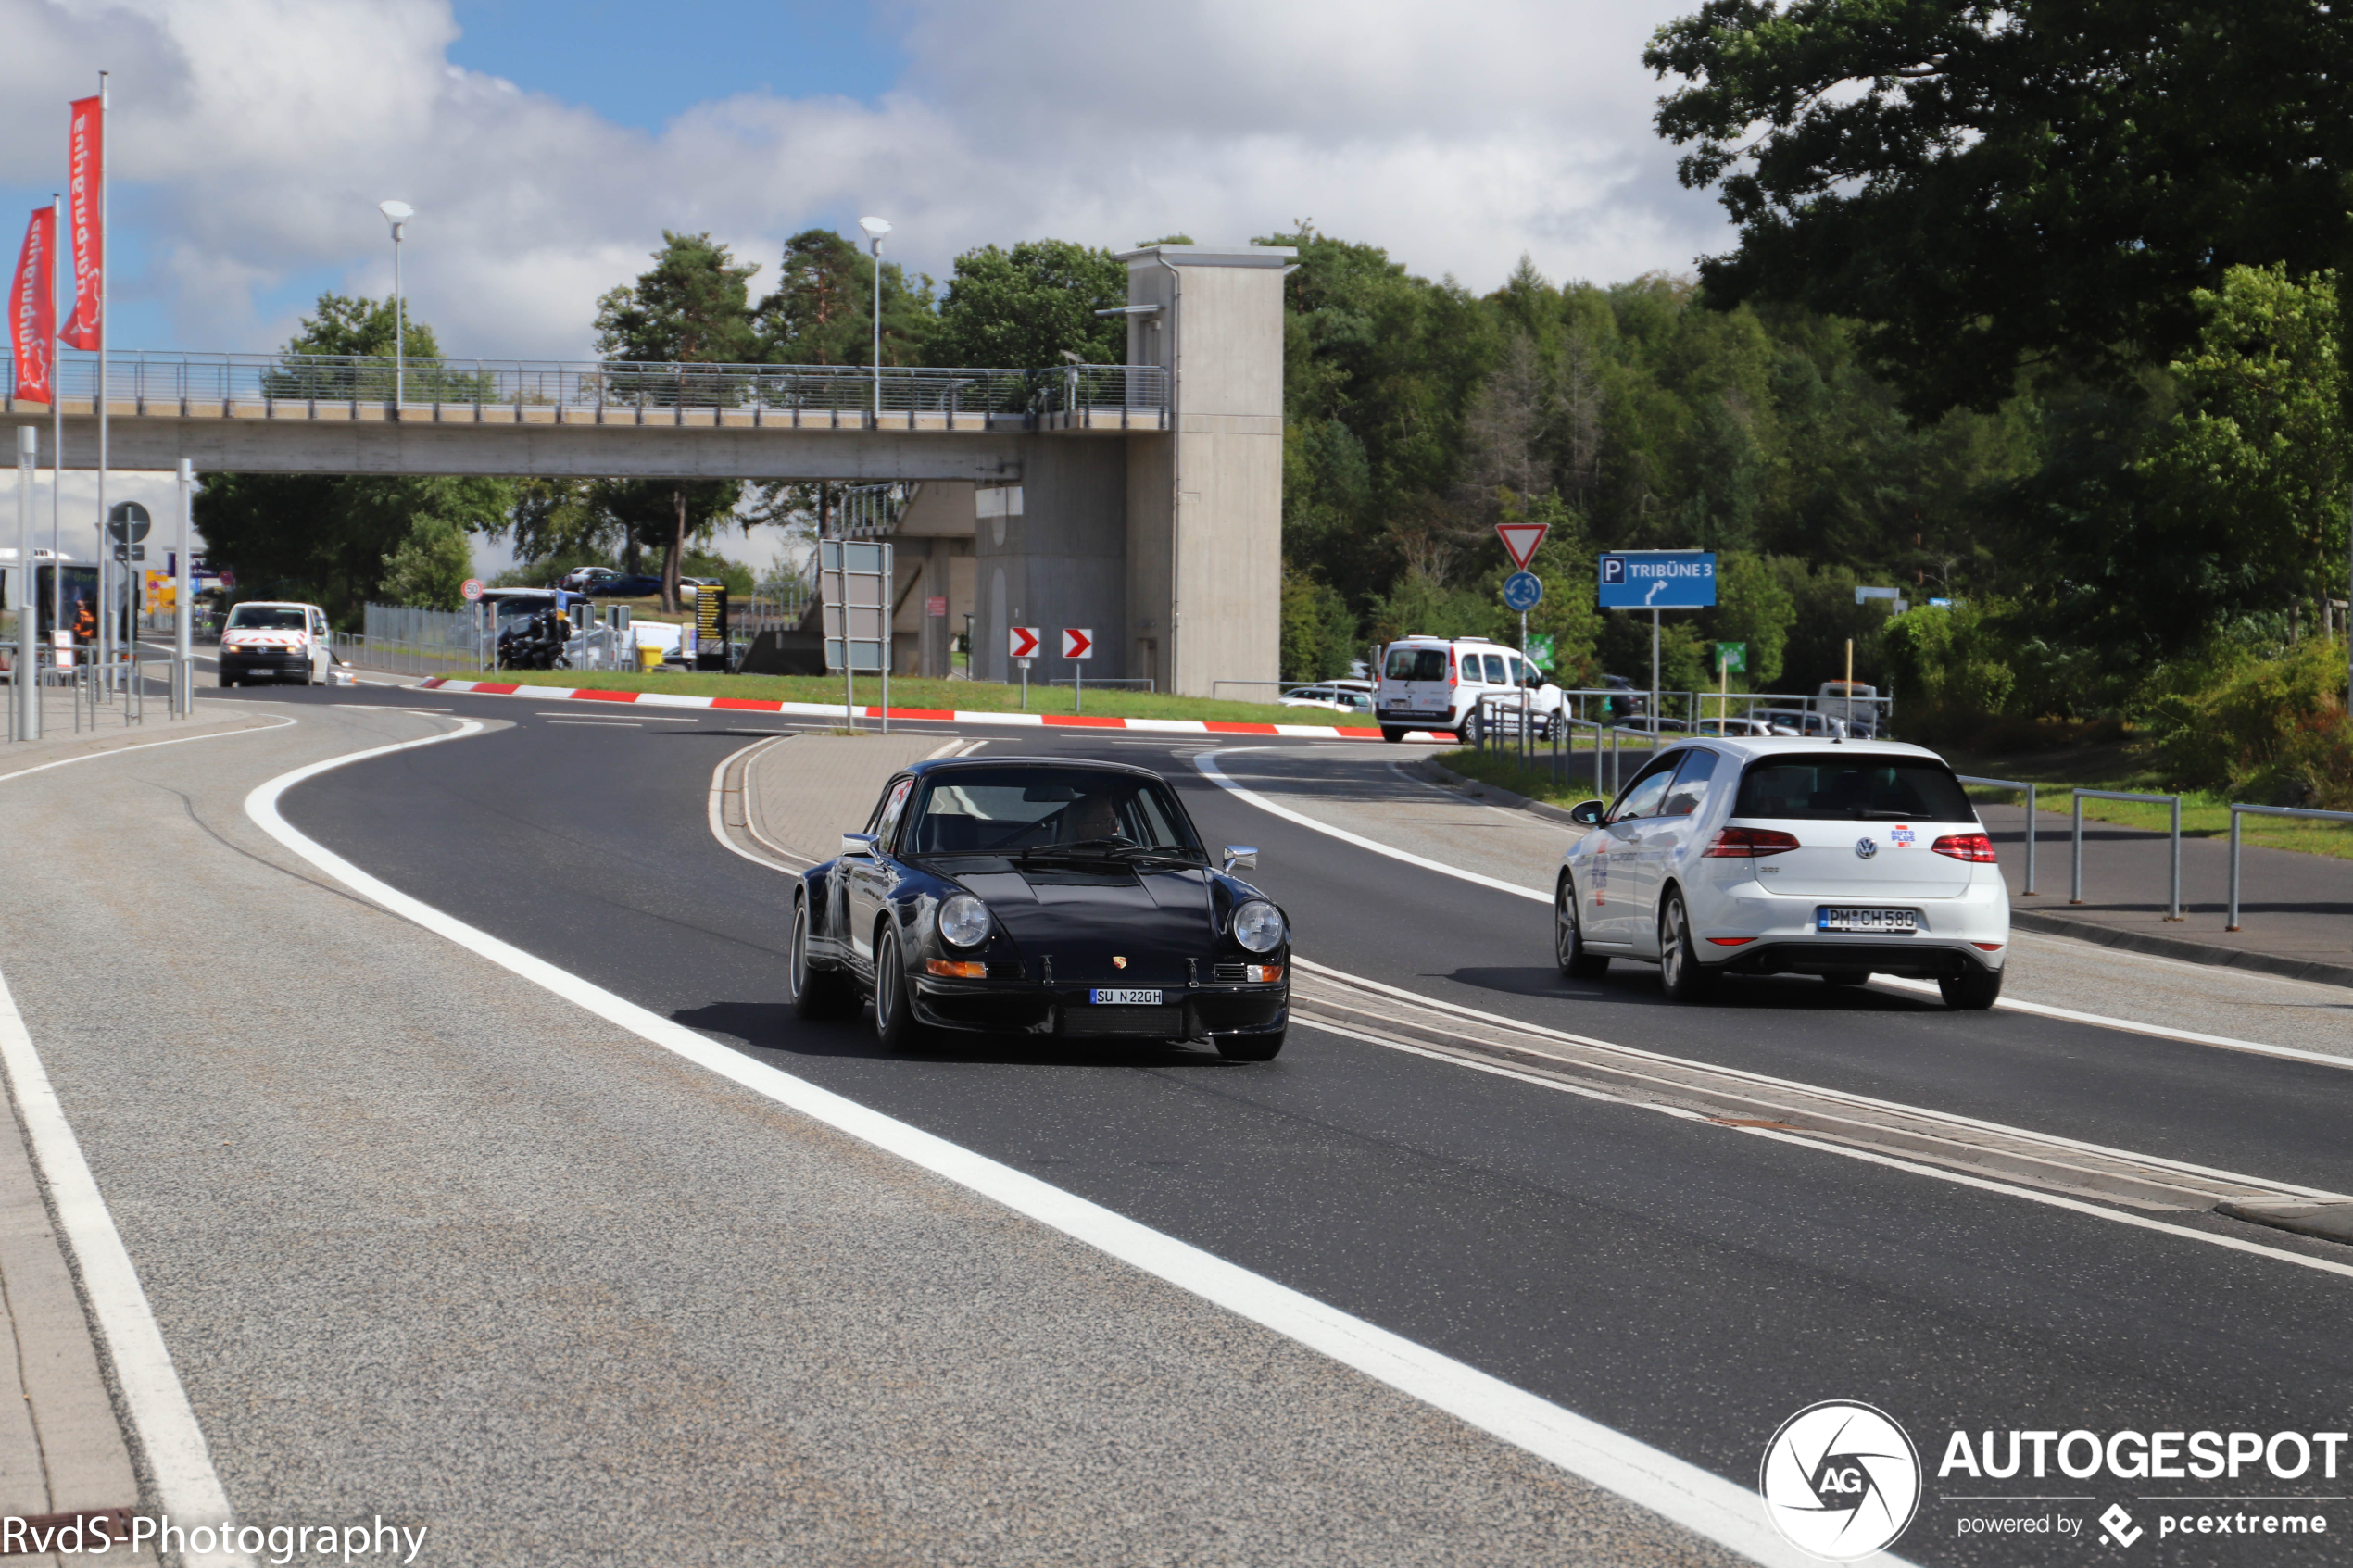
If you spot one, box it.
[1222,846,1258,873]
[1567,800,1605,827]
[841,832,880,858]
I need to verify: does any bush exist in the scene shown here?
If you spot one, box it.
[2140,638,2353,805]
[1881,599,2018,745]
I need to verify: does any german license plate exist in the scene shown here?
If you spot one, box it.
[1088,988,1162,1006]
[1817,907,1918,934]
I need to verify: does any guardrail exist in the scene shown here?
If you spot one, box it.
[2226,803,2353,930]
[42,350,1168,423]
[1957,775,2041,897]
[2071,788,2183,920]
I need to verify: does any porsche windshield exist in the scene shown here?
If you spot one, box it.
[903,768,1202,859]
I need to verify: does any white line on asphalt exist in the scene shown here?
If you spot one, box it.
[0,714,297,784]
[0,969,255,1568]
[1198,748,2352,1070]
[1293,957,2351,1205]
[706,736,805,872]
[1289,1011,2353,1283]
[245,737,1855,1568]
[1192,749,1549,903]
[537,711,700,721]
[544,719,642,726]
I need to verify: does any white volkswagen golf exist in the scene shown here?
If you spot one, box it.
[1553,736,2008,1008]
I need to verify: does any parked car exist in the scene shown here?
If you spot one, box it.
[218,600,335,686]
[585,574,664,598]
[1817,680,1884,737]
[789,758,1292,1059]
[1278,684,1374,715]
[558,566,619,594]
[1551,736,2006,1008]
[1755,708,1848,739]
[1696,717,1776,737]
[1376,635,1563,743]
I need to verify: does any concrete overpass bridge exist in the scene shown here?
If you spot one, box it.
[1,243,1291,697]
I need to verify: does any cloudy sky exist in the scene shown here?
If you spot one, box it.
[0,0,1730,361]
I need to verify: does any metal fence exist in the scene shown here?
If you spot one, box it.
[1957,775,2042,896]
[51,350,1168,420]
[2226,803,2353,930]
[350,602,485,677]
[2070,788,2184,920]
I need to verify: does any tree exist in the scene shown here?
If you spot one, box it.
[379,516,474,611]
[2134,267,2348,637]
[194,295,510,622]
[595,232,757,609]
[1707,551,1795,689]
[1646,1,2353,420]
[754,228,933,368]
[924,240,1126,368]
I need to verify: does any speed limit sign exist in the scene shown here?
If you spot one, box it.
[460,578,484,602]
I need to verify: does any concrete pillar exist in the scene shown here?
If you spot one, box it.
[1118,244,1293,699]
[976,436,1129,685]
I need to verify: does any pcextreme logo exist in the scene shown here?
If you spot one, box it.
[1760,1400,1923,1561]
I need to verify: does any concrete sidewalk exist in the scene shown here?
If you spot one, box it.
[2,688,274,780]
[1978,803,2353,985]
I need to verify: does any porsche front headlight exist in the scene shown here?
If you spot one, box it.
[937,893,991,949]
[1232,899,1286,954]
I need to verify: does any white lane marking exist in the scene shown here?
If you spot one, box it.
[1199,749,2346,1067]
[1192,749,1549,904]
[0,714,297,784]
[331,704,452,712]
[1868,973,2353,1070]
[925,738,965,759]
[1294,956,2352,1204]
[706,735,805,872]
[0,970,255,1568]
[538,711,699,721]
[1290,1013,2353,1282]
[244,745,1846,1568]
[544,719,642,727]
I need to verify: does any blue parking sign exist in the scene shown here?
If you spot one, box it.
[1597,551,1717,608]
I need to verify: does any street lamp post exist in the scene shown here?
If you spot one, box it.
[378,201,413,408]
[858,216,891,423]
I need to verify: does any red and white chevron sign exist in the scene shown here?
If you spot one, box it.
[1062,627,1094,659]
[1008,625,1040,659]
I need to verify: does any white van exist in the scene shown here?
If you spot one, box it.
[1376,635,1562,744]
[1817,681,1882,737]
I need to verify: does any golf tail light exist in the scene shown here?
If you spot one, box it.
[1932,833,1998,863]
[925,960,987,979]
[1704,827,1800,858]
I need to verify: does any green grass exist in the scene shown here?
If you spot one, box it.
[452,667,1378,729]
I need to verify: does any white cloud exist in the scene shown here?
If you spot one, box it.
[3,0,1727,360]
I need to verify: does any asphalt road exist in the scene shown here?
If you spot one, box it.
[269,685,2353,1566]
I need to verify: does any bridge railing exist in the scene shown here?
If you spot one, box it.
[51,353,1168,421]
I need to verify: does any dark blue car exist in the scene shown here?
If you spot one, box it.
[789,758,1291,1059]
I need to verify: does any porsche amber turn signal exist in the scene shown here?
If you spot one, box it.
[925,960,988,979]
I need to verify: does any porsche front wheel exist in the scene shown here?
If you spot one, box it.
[872,924,926,1050]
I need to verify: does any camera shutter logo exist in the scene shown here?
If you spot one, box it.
[1759,1400,1921,1561]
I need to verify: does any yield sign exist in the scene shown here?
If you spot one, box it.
[1495,521,1550,571]
[1062,627,1094,659]
[1008,625,1041,659]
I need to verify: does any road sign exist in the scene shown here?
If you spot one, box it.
[1526,633,1555,672]
[1061,627,1094,659]
[1715,641,1747,673]
[106,501,151,544]
[1501,571,1543,613]
[1009,625,1040,659]
[1597,551,1717,609]
[1495,521,1549,571]
[925,596,948,618]
[460,578,484,602]
[111,544,145,562]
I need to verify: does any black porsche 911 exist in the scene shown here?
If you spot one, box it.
[788,757,1291,1060]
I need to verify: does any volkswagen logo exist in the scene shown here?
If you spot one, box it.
[1854,837,1878,859]
[1759,1400,1920,1560]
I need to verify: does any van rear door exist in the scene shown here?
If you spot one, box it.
[1380,644,1453,722]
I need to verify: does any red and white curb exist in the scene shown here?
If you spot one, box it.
[413,678,1445,739]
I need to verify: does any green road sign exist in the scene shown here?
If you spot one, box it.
[1715,641,1747,673]
[1526,633,1555,672]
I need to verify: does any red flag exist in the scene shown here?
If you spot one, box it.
[10,208,56,403]
[61,94,101,351]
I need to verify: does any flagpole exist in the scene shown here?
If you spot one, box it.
[94,70,109,694]
[48,194,60,648]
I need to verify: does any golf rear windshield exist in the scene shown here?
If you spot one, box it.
[1734,755,1975,822]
